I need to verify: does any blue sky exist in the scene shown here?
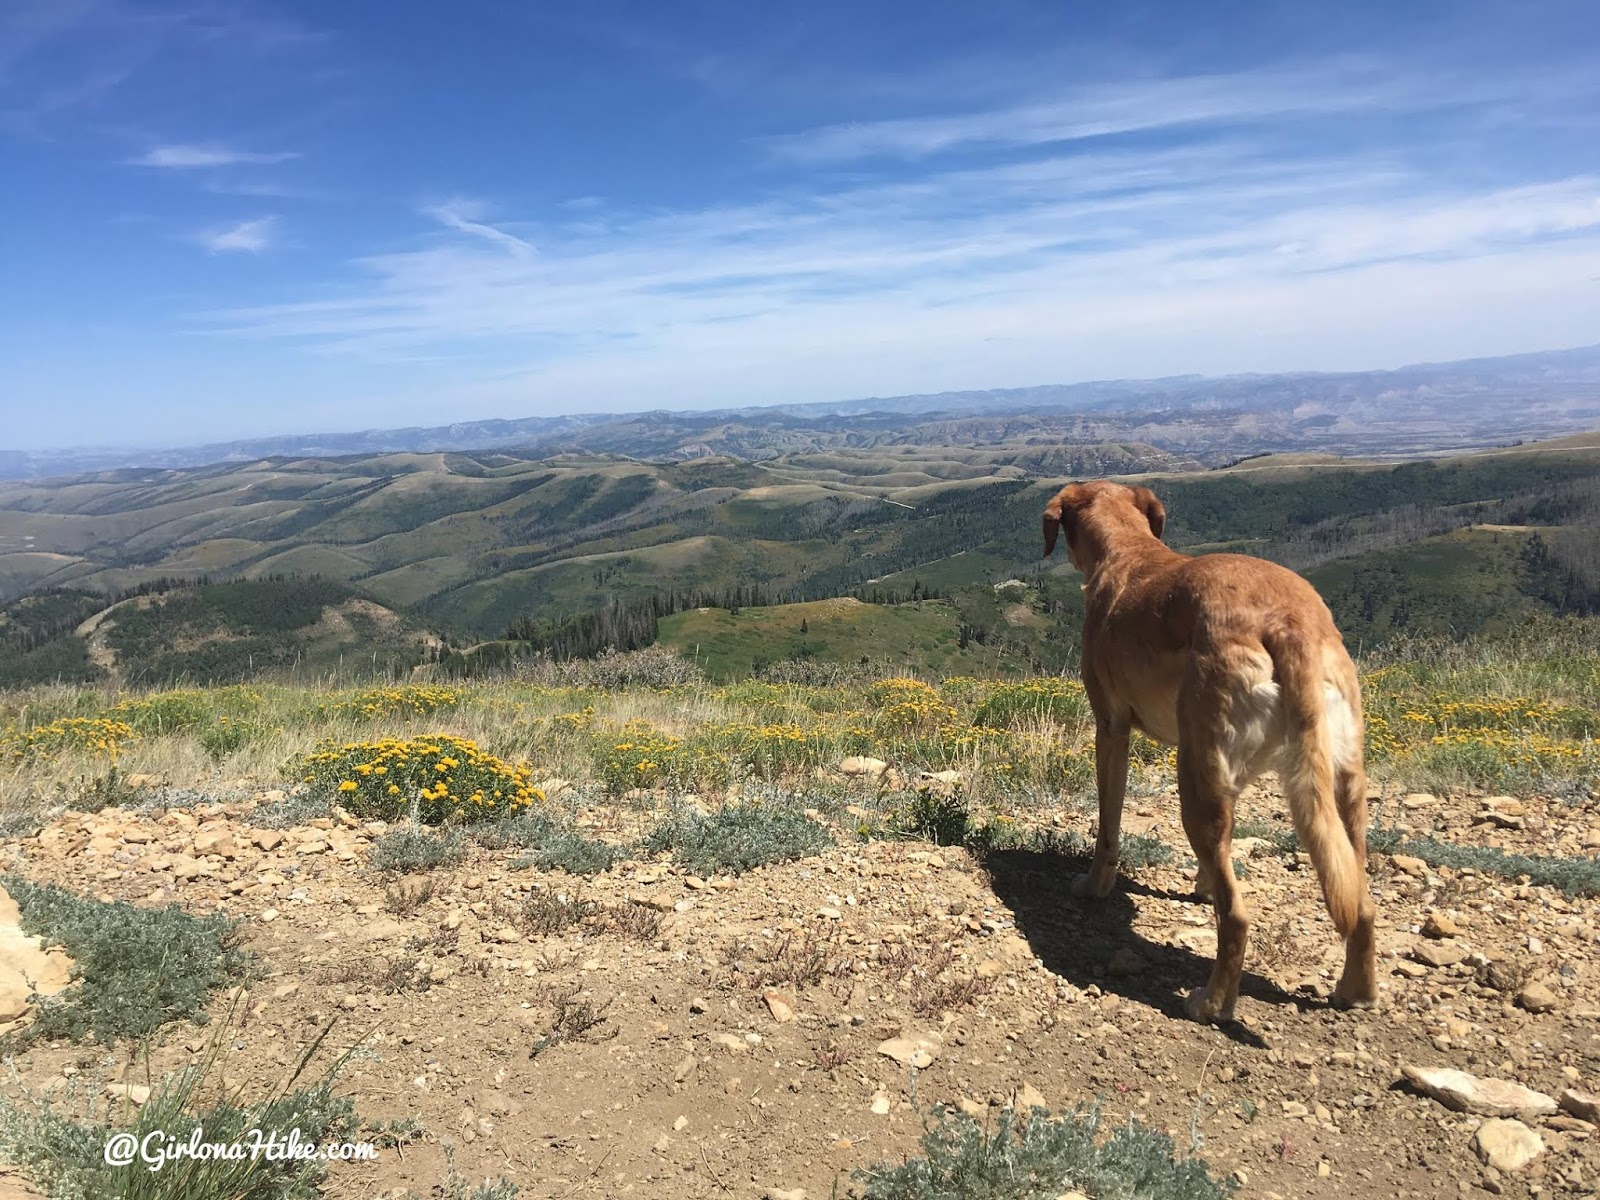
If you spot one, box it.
[4,0,1600,450]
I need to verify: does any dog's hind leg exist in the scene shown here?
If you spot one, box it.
[1179,746,1248,1023]
[1331,762,1378,1007]
[1073,714,1130,899]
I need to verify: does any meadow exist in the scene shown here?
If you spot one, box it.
[5,621,1597,840]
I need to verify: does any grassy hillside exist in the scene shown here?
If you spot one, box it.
[0,578,435,688]
[657,596,1021,679]
[0,436,1595,679]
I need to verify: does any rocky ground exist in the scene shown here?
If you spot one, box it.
[1,779,1598,1200]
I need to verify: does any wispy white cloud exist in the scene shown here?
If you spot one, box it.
[423,199,535,257]
[1,1,324,139]
[762,59,1600,165]
[131,142,297,168]
[204,57,1600,405]
[193,214,278,254]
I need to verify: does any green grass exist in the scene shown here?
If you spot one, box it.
[658,596,1020,680]
[0,875,248,1048]
[854,1103,1234,1200]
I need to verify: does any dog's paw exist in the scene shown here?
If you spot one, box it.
[1184,986,1234,1024]
[1330,982,1379,1010]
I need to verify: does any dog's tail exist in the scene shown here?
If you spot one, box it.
[1264,626,1363,939]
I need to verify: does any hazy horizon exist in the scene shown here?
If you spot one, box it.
[6,337,1592,457]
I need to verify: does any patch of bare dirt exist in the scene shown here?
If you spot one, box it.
[2,782,1598,1199]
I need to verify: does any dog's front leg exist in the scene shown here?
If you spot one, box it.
[1073,716,1130,899]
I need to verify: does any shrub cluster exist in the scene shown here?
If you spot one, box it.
[292,734,541,822]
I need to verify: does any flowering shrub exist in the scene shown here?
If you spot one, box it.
[2,718,137,764]
[701,722,830,780]
[595,723,729,793]
[292,734,540,823]
[320,685,461,722]
[1364,688,1598,787]
[107,690,213,734]
[198,715,269,762]
[868,678,960,733]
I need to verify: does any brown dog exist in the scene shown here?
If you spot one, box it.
[1042,480,1377,1022]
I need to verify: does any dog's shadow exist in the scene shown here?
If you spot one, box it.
[978,846,1309,1049]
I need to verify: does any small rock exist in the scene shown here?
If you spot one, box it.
[762,990,797,1023]
[258,908,280,923]
[105,1083,151,1106]
[1474,1119,1544,1173]
[1422,912,1460,939]
[877,1032,943,1069]
[1517,982,1559,1013]
[493,926,521,944]
[1107,946,1147,976]
[870,1092,891,1115]
[192,830,236,857]
[1412,941,1467,968]
[839,756,888,779]
[765,1190,807,1200]
[1391,854,1428,877]
[1012,1082,1048,1111]
[1546,1116,1592,1138]
[1402,1066,1557,1118]
[673,1115,688,1132]
[1559,1088,1600,1125]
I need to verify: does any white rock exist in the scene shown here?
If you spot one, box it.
[839,756,888,778]
[1402,1066,1557,1118]
[877,1032,943,1069]
[105,1083,152,1106]
[1473,1119,1543,1172]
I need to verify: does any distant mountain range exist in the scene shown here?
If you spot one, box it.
[6,343,1600,480]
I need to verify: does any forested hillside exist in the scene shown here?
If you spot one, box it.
[1,435,1595,685]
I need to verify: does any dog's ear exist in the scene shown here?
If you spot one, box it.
[1132,486,1166,540]
[1042,484,1084,557]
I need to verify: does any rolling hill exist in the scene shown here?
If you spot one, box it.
[0,431,1595,686]
[0,578,435,688]
[6,344,1600,480]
